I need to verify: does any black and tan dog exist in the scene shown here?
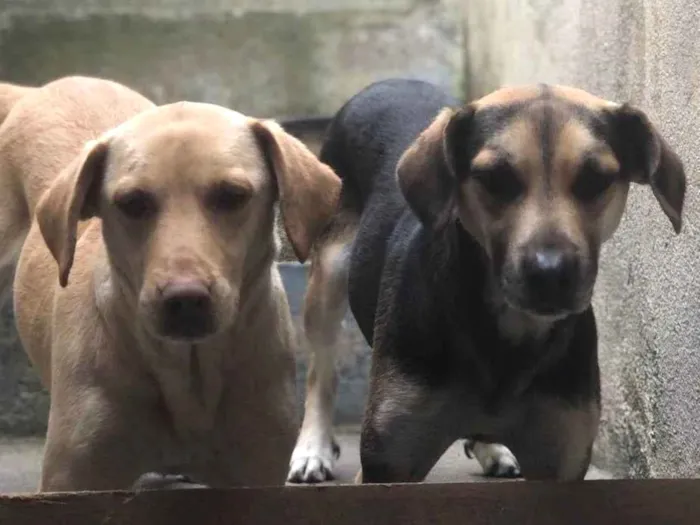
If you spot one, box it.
[288,78,686,483]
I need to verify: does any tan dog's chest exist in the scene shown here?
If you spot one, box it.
[141,351,297,487]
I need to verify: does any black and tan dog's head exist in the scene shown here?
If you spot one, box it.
[398,84,686,319]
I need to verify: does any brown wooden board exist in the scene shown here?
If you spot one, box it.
[1,480,699,525]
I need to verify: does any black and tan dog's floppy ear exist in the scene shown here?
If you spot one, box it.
[396,106,474,228]
[36,137,109,287]
[251,119,342,262]
[614,104,686,234]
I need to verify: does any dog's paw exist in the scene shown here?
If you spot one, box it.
[287,438,340,484]
[131,472,209,491]
[464,441,522,479]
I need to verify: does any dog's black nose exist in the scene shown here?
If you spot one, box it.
[521,247,579,312]
[160,280,214,340]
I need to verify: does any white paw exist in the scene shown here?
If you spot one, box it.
[287,437,340,483]
[465,440,522,478]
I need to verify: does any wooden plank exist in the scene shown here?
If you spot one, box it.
[1,480,698,525]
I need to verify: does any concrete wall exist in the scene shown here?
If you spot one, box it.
[0,0,462,434]
[463,0,700,479]
[0,0,462,118]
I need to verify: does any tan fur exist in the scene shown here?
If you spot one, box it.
[250,120,341,262]
[472,85,541,109]
[0,82,40,300]
[0,81,35,126]
[2,76,341,491]
[290,83,686,483]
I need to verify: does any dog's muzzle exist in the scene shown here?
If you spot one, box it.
[506,246,589,316]
[156,279,215,341]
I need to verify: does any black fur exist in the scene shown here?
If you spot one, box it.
[319,79,601,482]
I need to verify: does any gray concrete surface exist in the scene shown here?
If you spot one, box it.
[462,0,700,479]
[0,432,612,494]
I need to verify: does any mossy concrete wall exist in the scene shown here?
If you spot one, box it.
[0,0,462,118]
[0,0,463,435]
[463,0,700,479]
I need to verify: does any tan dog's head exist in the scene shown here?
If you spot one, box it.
[398,85,686,319]
[36,102,340,342]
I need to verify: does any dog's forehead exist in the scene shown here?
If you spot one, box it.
[110,102,263,165]
[118,102,253,139]
[103,102,269,189]
[467,85,621,173]
[472,84,618,112]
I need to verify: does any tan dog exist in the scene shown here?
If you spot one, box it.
[0,76,340,491]
[0,81,36,298]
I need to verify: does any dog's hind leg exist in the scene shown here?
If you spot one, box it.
[287,222,356,483]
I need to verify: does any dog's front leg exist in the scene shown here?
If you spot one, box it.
[359,369,456,483]
[288,243,351,484]
[507,398,600,481]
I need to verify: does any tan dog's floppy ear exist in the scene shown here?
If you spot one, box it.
[614,104,686,233]
[250,119,341,262]
[36,138,109,287]
[396,106,473,228]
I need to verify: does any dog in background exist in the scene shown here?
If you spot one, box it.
[288,78,685,483]
[0,75,340,491]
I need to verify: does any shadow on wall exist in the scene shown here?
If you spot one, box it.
[0,301,49,437]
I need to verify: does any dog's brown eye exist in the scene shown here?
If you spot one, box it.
[573,166,615,202]
[206,183,251,213]
[473,165,524,203]
[114,189,157,220]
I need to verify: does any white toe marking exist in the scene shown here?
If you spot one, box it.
[287,427,337,483]
[470,442,521,478]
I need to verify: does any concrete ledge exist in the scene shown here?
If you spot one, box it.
[2,480,699,524]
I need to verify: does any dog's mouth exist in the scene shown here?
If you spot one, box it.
[156,289,218,342]
[139,298,223,344]
[156,317,217,343]
[140,278,238,344]
[497,252,595,320]
[501,286,592,320]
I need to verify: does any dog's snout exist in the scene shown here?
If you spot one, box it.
[159,279,214,341]
[533,250,564,273]
[524,248,576,284]
[523,247,578,289]
[516,245,581,315]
